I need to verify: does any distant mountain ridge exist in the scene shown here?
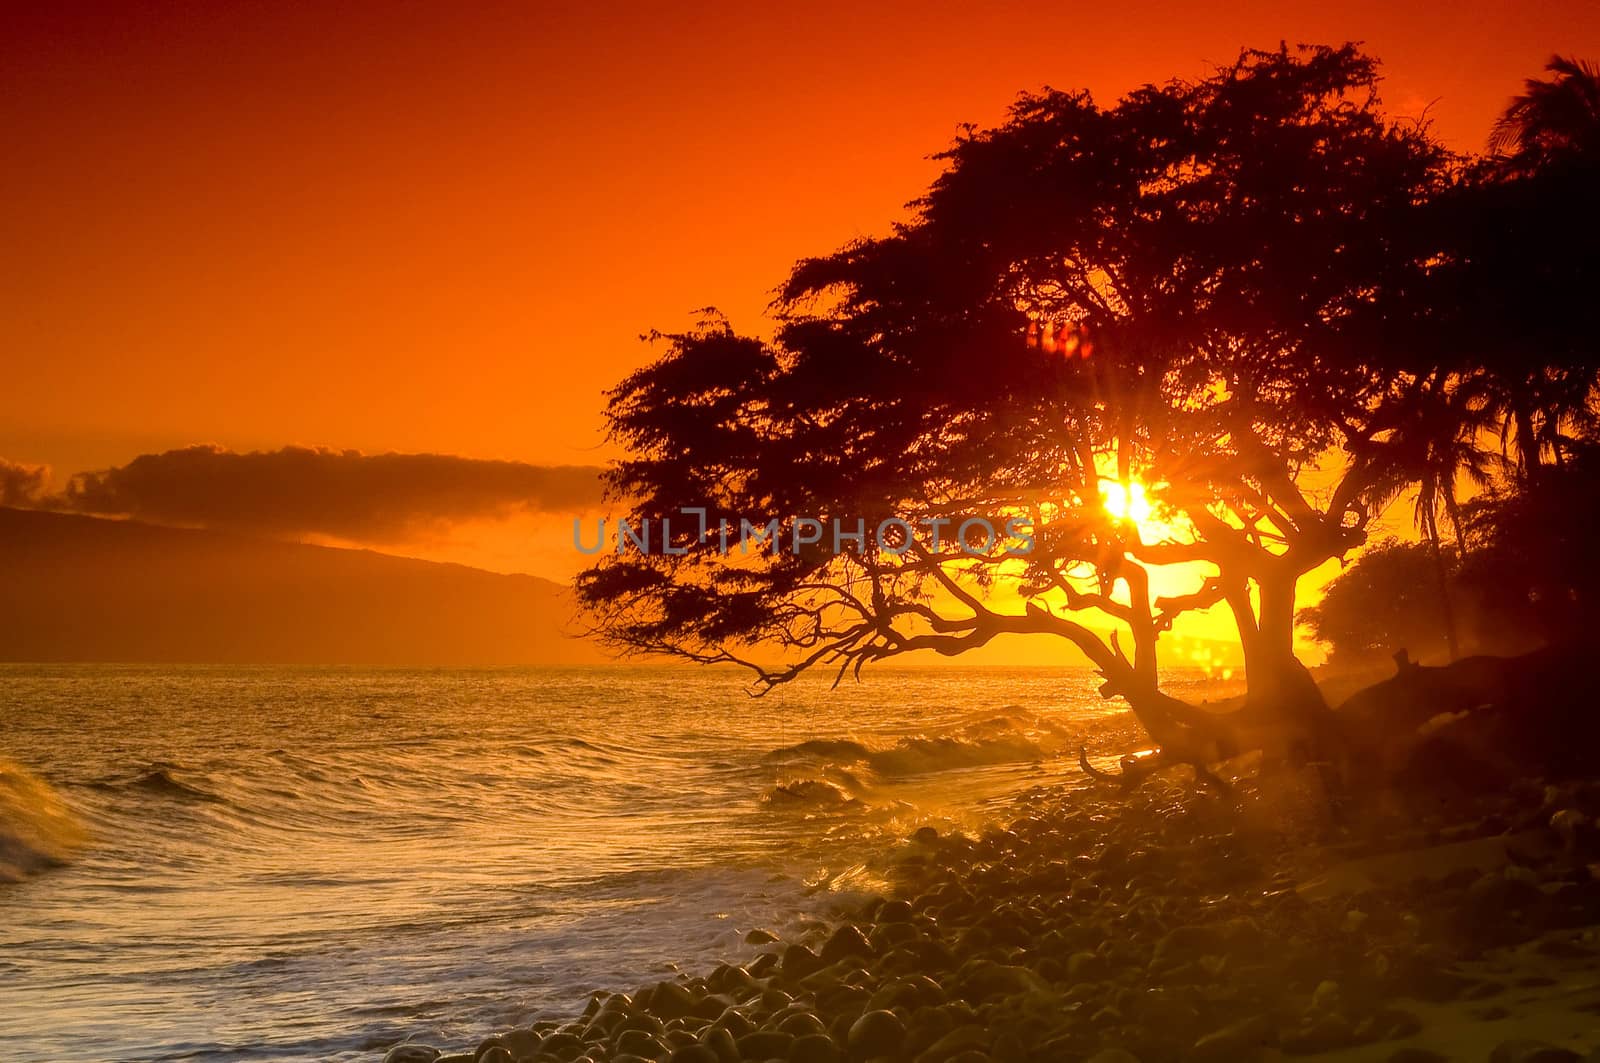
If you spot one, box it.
[0,507,610,665]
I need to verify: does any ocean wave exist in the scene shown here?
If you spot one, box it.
[761,778,861,808]
[90,765,227,804]
[0,758,87,883]
[764,731,1046,778]
[764,738,873,763]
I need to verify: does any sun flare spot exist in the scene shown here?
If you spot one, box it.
[1100,479,1153,525]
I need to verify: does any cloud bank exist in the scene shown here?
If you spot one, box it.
[0,459,49,507]
[56,445,604,542]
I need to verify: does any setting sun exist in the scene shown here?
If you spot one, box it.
[1100,478,1154,525]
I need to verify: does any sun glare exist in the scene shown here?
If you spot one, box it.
[1101,479,1154,525]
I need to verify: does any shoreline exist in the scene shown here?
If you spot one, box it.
[384,756,1600,1063]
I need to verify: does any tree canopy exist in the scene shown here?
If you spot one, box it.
[1298,539,1452,667]
[578,44,1599,752]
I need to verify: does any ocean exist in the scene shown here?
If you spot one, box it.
[0,664,1223,1063]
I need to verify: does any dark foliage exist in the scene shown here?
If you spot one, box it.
[579,44,1599,753]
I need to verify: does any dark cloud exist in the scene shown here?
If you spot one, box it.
[0,459,49,507]
[58,445,604,542]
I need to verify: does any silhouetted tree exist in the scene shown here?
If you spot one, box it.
[1457,449,1600,646]
[1430,55,1600,480]
[581,44,1462,763]
[1489,55,1600,169]
[1361,374,1501,658]
[1299,540,1453,667]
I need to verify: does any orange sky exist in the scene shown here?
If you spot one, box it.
[5,2,1598,480]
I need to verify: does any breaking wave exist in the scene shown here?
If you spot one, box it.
[764,716,1054,779]
[761,778,860,807]
[0,757,87,883]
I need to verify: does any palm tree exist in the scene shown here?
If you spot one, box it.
[1418,378,1501,561]
[1364,373,1502,659]
[1480,364,1600,481]
[1489,55,1600,168]
[1472,56,1600,486]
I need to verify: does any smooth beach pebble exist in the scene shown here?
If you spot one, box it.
[1382,1051,1449,1063]
[736,1030,795,1059]
[745,929,779,945]
[649,981,696,1020]
[615,1030,667,1058]
[1489,1042,1584,1063]
[498,1029,540,1056]
[666,1044,720,1063]
[788,1033,843,1063]
[846,1010,906,1057]
[820,924,872,964]
[778,1011,828,1038]
[383,1048,440,1063]
[874,899,913,924]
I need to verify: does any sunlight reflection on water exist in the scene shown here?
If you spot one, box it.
[0,664,1239,1062]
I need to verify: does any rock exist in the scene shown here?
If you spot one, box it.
[761,987,796,1013]
[690,993,734,1021]
[1190,1015,1273,1063]
[916,1024,988,1062]
[1066,950,1107,981]
[499,1029,541,1057]
[779,1012,829,1038]
[781,943,824,980]
[475,1049,512,1063]
[1154,925,1226,967]
[712,1009,755,1039]
[789,1033,843,1063]
[1089,1005,1123,1028]
[1365,1007,1423,1041]
[615,1030,668,1059]
[1396,963,1477,1002]
[537,1031,582,1057]
[746,928,779,944]
[618,1013,667,1037]
[383,1048,440,1063]
[1310,979,1341,1012]
[698,1026,739,1063]
[667,1045,720,1063]
[955,959,1045,1000]
[876,899,914,924]
[820,924,873,964]
[1280,1012,1353,1055]
[847,1010,907,1058]
[735,1030,795,1060]
[1385,1049,1449,1063]
[869,921,922,953]
[649,980,696,1021]
[1489,1041,1582,1063]
[1466,871,1546,927]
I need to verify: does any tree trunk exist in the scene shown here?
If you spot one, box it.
[1424,506,1461,660]
[1250,574,1328,714]
[1445,489,1470,564]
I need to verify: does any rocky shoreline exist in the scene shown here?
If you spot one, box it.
[383,764,1600,1063]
